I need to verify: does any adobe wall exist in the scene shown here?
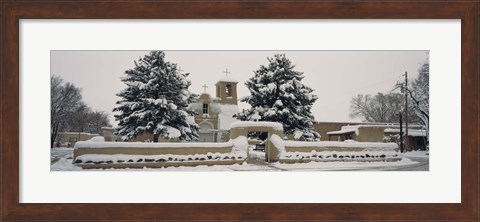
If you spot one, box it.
[286,146,379,153]
[76,159,244,169]
[74,146,232,157]
[355,127,386,142]
[125,132,154,142]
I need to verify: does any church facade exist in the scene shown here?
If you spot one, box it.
[189,75,239,142]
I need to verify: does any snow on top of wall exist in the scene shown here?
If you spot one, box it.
[218,104,239,130]
[230,121,284,131]
[74,140,234,149]
[284,140,398,150]
[271,133,396,152]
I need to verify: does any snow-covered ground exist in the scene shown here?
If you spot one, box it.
[402,150,429,158]
[50,148,74,164]
[51,147,428,171]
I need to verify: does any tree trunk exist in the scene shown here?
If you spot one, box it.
[50,133,55,148]
[153,134,160,143]
[51,123,59,148]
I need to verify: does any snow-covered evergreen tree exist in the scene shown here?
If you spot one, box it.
[113,51,199,142]
[235,54,320,141]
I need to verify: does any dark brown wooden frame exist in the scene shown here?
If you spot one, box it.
[1,1,478,221]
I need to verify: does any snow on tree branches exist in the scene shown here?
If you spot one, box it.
[234,54,320,141]
[408,61,429,140]
[113,51,199,142]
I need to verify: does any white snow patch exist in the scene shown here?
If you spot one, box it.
[87,136,105,142]
[293,130,303,140]
[266,83,277,93]
[231,136,249,158]
[251,112,261,121]
[166,127,181,138]
[230,121,283,131]
[218,104,239,130]
[185,115,196,124]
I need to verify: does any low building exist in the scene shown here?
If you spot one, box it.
[322,123,427,151]
[384,128,428,151]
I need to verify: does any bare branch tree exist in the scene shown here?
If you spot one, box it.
[350,92,419,123]
[50,75,82,147]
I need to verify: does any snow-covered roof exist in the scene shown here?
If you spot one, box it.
[326,129,356,135]
[199,92,212,97]
[230,121,283,131]
[59,132,100,136]
[384,128,427,137]
[326,124,423,136]
[216,75,238,84]
[218,104,240,130]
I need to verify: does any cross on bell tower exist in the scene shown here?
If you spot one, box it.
[223,68,231,76]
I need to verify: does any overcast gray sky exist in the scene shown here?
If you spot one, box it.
[51,51,428,127]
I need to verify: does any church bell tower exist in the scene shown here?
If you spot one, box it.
[215,68,238,105]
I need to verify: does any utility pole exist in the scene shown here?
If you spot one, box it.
[399,113,404,153]
[404,71,409,152]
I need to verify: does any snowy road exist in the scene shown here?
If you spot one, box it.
[383,156,429,171]
[51,148,429,171]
